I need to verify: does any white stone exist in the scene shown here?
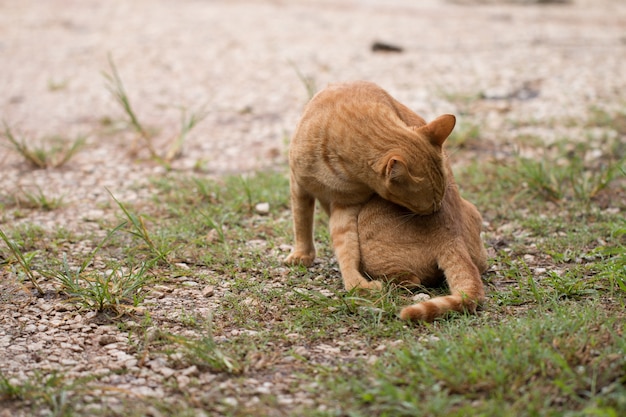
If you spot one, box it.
[254,202,270,215]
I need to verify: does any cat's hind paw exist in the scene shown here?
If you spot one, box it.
[344,278,383,292]
[284,251,316,267]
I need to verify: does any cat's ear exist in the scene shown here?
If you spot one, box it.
[385,156,408,180]
[416,114,456,147]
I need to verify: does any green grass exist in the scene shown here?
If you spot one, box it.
[0,225,44,295]
[311,301,626,417]
[108,189,174,265]
[102,54,154,154]
[102,54,207,167]
[0,186,65,212]
[1,121,86,169]
[48,255,151,314]
[1,110,626,416]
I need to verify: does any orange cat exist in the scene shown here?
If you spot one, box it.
[285,81,456,291]
[357,159,488,321]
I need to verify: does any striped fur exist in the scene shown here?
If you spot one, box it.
[285,81,456,291]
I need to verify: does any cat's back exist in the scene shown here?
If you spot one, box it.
[305,81,394,111]
[292,81,412,148]
[289,82,412,202]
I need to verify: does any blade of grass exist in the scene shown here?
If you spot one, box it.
[288,60,317,100]
[103,54,158,160]
[165,106,208,162]
[55,135,87,167]
[107,189,170,264]
[0,226,44,295]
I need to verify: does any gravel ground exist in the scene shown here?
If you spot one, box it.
[1,0,625,415]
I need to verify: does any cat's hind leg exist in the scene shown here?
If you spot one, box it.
[399,244,484,322]
[330,204,382,291]
[285,177,316,267]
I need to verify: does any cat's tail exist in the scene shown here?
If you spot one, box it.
[398,292,483,322]
[400,247,485,322]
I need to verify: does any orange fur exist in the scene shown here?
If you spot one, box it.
[285,81,456,291]
[358,159,489,321]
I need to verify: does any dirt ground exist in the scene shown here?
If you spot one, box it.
[1,0,625,415]
[1,0,624,222]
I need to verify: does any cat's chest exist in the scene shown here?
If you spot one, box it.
[313,179,373,206]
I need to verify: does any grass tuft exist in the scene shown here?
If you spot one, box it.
[168,318,242,374]
[0,226,44,295]
[2,121,86,169]
[42,222,153,314]
[164,105,209,161]
[514,153,622,203]
[102,54,155,157]
[108,189,174,264]
[51,255,151,314]
[103,54,207,167]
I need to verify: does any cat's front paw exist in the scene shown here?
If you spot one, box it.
[284,251,316,267]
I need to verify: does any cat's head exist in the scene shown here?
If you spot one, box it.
[377,114,455,215]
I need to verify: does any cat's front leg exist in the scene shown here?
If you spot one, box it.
[330,204,382,291]
[285,177,316,267]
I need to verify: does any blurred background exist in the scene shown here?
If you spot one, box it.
[0,0,624,192]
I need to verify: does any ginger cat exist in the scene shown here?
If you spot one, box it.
[357,159,488,321]
[285,81,456,291]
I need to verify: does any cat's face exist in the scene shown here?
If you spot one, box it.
[377,113,455,215]
[381,153,446,215]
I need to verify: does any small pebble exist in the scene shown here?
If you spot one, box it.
[255,202,270,215]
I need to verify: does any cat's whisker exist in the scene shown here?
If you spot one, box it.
[393,212,419,230]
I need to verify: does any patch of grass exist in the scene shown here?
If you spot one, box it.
[311,301,626,416]
[596,218,626,296]
[42,222,152,314]
[0,226,44,295]
[0,370,88,417]
[50,256,151,314]
[15,186,64,211]
[109,189,174,265]
[512,148,623,204]
[2,152,625,416]
[167,326,242,375]
[144,171,291,269]
[457,136,625,226]
[1,121,86,169]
